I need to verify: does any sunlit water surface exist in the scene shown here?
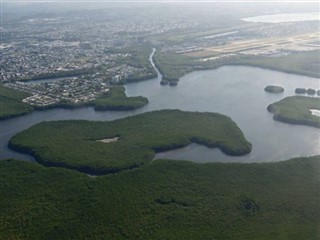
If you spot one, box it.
[1,62,319,163]
[242,12,320,23]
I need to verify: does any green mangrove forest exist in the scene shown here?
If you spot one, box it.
[94,86,148,111]
[0,85,33,119]
[9,110,252,175]
[264,85,284,93]
[267,96,320,128]
[153,50,320,84]
[0,156,319,239]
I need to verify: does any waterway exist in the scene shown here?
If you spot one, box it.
[242,12,320,23]
[1,49,319,163]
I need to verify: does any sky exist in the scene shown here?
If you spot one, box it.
[2,0,319,2]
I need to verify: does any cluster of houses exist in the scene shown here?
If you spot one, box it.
[5,77,110,106]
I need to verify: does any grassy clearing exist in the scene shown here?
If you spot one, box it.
[94,86,148,111]
[0,85,33,119]
[9,110,251,174]
[0,156,319,239]
[268,96,320,128]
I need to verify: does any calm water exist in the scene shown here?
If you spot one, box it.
[1,53,319,163]
[125,66,320,162]
[242,12,320,23]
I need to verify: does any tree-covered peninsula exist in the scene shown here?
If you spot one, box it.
[0,85,33,119]
[94,86,148,111]
[9,110,252,175]
[267,96,320,128]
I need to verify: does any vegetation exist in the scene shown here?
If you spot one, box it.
[160,79,169,85]
[152,50,233,83]
[307,88,316,95]
[106,45,157,83]
[0,156,319,239]
[0,85,149,120]
[153,50,320,84]
[295,88,307,94]
[9,110,251,175]
[153,50,196,83]
[94,86,148,111]
[268,96,320,128]
[169,81,178,86]
[235,50,320,78]
[0,85,33,119]
[264,85,284,93]
[295,88,318,96]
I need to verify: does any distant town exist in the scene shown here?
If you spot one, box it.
[1,5,319,107]
[1,10,197,106]
[1,3,320,239]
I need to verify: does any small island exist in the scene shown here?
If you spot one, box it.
[295,88,307,94]
[94,86,148,111]
[264,85,284,93]
[169,81,178,86]
[9,110,252,175]
[160,79,169,85]
[295,88,318,95]
[306,88,316,95]
[267,96,320,128]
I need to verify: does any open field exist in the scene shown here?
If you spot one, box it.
[186,31,320,58]
[151,21,260,43]
[0,156,319,239]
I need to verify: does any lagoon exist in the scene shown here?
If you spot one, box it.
[1,55,319,163]
[125,66,320,162]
